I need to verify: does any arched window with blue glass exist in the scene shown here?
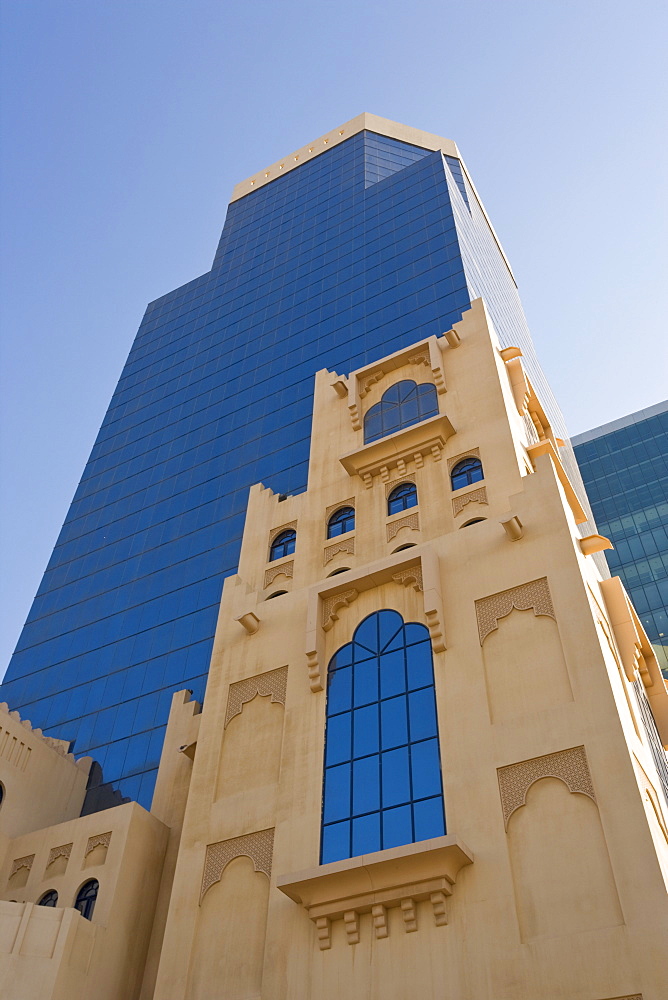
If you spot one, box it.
[321,610,445,863]
[387,482,418,516]
[74,879,99,920]
[364,380,439,444]
[269,528,296,562]
[327,506,355,538]
[450,456,483,491]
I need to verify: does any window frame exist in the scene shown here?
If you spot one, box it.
[38,889,59,907]
[327,506,355,539]
[450,456,484,491]
[387,482,418,516]
[321,609,446,865]
[74,879,99,921]
[269,528,297,562]
[364,380,439,445]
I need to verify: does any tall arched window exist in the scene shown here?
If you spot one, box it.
[387,482,418,515]
[450,456,483,490]
[38,890,59,907]
[74,880,99,921]
[321,610,445,864]
[327,506,355,538]
[364,380,438,444]
[269,529,296,561]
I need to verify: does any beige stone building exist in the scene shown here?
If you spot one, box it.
[2,299,668,999]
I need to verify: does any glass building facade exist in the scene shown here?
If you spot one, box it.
[1,122,582,810]
[574,401,668,680]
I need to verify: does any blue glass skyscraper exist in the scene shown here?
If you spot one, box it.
[0,115,587,810]
[574,401,668,679]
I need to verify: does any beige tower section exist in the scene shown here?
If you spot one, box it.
[0,692,201,1000]
[151,299,668,1000]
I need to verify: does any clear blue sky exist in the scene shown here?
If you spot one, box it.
[1,0,667,677]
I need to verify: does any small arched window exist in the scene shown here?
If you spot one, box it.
[364,380,439,444]
[0,782,4,808]
[322,610,445,863]
[269,529,296,561]
[387,482,418,516]
[74,880,99,921]
[461,518,486,527]
[450,456,483,490]
[265,590,288,599]
[38,890,58,907]
[327,506,355,538]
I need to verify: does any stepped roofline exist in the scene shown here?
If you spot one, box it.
[231,113,461,202]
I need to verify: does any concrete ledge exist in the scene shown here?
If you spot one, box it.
[276,835,473,949]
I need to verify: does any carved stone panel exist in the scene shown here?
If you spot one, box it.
[47,843,73,867]
[387,512,420,541]
[497,746,596,829]
[201,828,274,902]
[447,447,481,473]
[85,832,112,856]
[475,578,555,645]
[269,520,297,544]
[384,473,416,498]
[10,854,35,878]
[322,589,359,630]
[325,498,355,521]
[392,566,424,592]
[324,538,355,564]
[264,560,294,589]
[452,487,488,517]
[224,666,288,728]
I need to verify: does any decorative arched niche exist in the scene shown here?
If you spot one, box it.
[216,668,287,801]
[475,578,572,723]
[190,830,274,1000]
[498,748,623,942]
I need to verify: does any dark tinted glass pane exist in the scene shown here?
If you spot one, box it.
[413,796,446,841]
[353,705,379,757]
[381,695,408,749]
[353,812,381,855]
[382,746,410,806]
[406,641,433,690]
[383,804,412,849]
[384,383,403,404]
[380,649,405,698]
[353,755,380,814]
[378,610,404,649]
[323,763,351,822]
[322,821,350,864]
[408,688,437,740]
[401,397,419,425]
[383,410,402,435]
[331,643,353,669]
[326,713,351,765]
[404,623,429,646]
[364,410,382,443]
[327,665,352,714]
[353,659,378,707]
[410,738,441,799]
[383,626,406,653]
[354,615,379,652]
